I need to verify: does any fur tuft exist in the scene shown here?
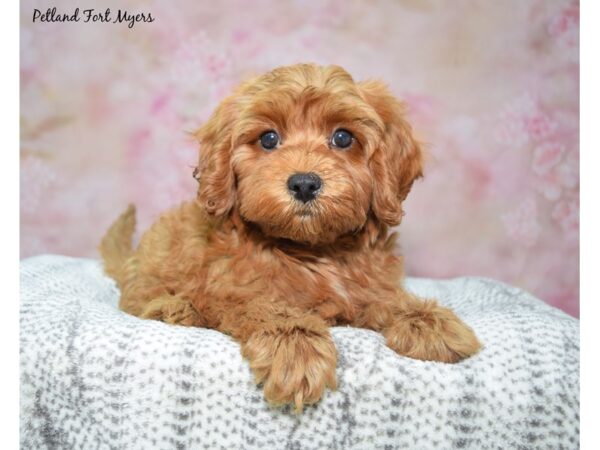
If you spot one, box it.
[99,204,136,287]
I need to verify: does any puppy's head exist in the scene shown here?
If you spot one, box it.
[195,64,423,244]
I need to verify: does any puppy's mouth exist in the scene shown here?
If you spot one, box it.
[292,202,317,218]
[296,209,313,218]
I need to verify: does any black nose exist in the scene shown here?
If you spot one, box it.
[287,172,322,203]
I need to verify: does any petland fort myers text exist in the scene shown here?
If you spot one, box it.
[32,7,154,29]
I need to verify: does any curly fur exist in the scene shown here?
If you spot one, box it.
[100,63,481,412]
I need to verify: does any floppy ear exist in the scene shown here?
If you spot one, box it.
[194,96,238,217]
[359,80,424,226]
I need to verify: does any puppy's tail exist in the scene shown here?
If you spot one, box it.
[99,204,136,286]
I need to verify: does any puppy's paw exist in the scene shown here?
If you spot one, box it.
[140,295,204,327]
[242,327,337,412]
[385,301,481,363]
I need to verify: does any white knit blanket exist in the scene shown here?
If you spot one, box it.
[20,255,579,449]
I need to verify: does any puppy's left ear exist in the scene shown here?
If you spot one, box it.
[359,80,424,226]
[194,96,238,217]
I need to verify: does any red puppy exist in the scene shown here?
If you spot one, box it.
[101,64,481,412]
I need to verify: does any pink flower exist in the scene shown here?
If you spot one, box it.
[547,0,579,44]
[532,145,578,200]
[231,29,250,44]
[532,142,564,175]
[552,198,579,244]
[525,114,557,141]
[535,170,562,201]
[496,94,557,146]
[556,150,579,189]
[150,91,172,116]
[501,198,541,247]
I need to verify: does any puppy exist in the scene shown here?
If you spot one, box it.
[100,64,481,412]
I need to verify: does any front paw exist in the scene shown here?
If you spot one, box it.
[385,301,481,363]
[242,327,337,412]
[140,295,204,327]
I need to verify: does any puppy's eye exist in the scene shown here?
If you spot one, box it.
[331,129,354,149]
[259,131,280,151]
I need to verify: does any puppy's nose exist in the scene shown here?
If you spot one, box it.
[287,172,322,203]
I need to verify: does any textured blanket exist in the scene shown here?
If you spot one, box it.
[20,255,579,450]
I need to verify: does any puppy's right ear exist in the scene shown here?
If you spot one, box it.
[194,96,238,217]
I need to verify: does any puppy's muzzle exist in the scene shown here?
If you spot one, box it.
[287,172,322,203]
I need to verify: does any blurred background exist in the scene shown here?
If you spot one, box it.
[20,0,579,316]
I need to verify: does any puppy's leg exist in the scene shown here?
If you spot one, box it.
[219,299,337,412]
[356,291,481,363]
[140,294,204,327]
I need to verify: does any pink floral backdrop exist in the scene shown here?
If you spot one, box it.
[20,0,579,316]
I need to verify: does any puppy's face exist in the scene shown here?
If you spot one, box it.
[196,64,423,245]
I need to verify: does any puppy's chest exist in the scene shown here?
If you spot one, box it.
[301,258,352,300]
[208,247,343,294]
[205,238,396,314]
[275,251,401,312]
[250,250,369,305]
